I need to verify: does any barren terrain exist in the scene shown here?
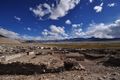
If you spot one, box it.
[0,42,120,80]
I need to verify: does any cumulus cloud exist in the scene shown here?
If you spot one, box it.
[42,25,68,40]
[108,3,115,7]
[0,25,68,40]
[72,24,81,28]
[1,19,120,40]
[65,19,72,25]
[21,35,42,40]
[0,28,20,39]
[29,3,52,20]
[72,19,120,38]
[0,27,41,40]
[94,3,103,13]
[85,23,113,38]
[14,16,21,21]
[50,0,80,20]
[50,25,65,34]
[71,24,85,38]
[30,0,80,20]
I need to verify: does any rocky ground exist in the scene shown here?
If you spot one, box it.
[0,44,120,80]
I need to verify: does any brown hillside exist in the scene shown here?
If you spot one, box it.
[0,37,20,44]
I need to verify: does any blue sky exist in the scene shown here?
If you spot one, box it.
[0,0,120,40]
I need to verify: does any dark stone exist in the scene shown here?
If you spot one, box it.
[103,56,120,67]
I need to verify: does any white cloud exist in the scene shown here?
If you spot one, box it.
[85,23,113,38]
[30,3,52,20]
[70,23,85,38]
[0,25,68,40]
[65,19,72,25]
[89,0,93,3]
[50,0,80,20]
[27,27,31,31]
[94,3,103,13]
[0,27,41,40]
[108,3,115,7]
[21,35,42,40]
[30,0,80,20]
[42,25,68,40]
[1,19,120,40]
[50,25,65,34]
[41,29,48,36]
[14,16,21,21]
[72,19,120,38]
[72,24,81,28]
[0,28,20,39]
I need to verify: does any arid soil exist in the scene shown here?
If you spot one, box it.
[0,44,120,80]
[0,38,20,44]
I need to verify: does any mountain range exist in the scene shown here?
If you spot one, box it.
[25,37,120,43]
[0,34,120,43]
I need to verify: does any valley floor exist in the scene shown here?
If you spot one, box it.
[0,43,120,80]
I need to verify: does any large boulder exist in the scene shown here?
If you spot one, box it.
[64,59,85,71]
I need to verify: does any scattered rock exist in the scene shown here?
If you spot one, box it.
[27,52,35,55]
[97,77,103,80]
[110,77,117,80]
[35,52,42,55]
[0,56,6,62]
[102,76,107,79]
[64,59,85,71]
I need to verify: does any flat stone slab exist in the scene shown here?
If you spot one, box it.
[65,53,85,61]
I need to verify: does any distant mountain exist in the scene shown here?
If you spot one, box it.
[63,37,120,42]
[25,37,120,43]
